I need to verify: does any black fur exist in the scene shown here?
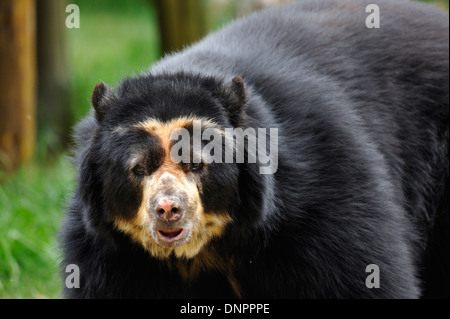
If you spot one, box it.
[61,0,449,298]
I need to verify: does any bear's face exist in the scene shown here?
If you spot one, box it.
[108,117,235,259]
[85,74,246,259]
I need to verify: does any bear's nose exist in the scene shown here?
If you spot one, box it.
[154,197,182,222]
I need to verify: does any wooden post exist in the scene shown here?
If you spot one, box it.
[0,0,36,172]
[154,0,206,55]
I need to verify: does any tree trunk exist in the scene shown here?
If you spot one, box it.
[37,0,70,155]
[0,0,36,172]
[154,0,206,55]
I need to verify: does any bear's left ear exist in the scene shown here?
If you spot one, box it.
[91,82,117,123]
[222,76,247,125]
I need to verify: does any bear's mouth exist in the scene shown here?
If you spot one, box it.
[158,229,183,239]
[156,228,188,247]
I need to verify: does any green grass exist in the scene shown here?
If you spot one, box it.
[0,157,74,298]
[68,0,161,124]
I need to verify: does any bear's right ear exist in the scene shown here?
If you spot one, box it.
[91,82,116,122]
[222,76,247,126]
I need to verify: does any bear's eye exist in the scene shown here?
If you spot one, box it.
[191,162,203,172]
[133,165,146,176]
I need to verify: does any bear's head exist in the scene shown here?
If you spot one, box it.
[78,73,268,260]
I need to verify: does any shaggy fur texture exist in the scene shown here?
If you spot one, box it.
[61,0,448,298]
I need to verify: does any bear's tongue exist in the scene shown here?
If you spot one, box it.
[159,229,183,239]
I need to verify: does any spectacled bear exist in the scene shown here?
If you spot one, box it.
[61,0,449,298]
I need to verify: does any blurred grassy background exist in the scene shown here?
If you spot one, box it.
[0,0,448,299]
[68,0,160,124]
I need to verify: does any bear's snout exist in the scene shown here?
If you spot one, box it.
[153,196,183,222]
